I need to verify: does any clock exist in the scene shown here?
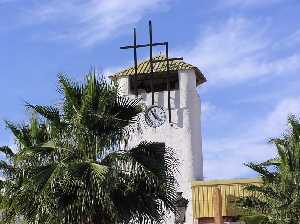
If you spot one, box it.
[144,105,167,128]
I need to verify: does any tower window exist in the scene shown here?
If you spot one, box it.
[129,71,179,93]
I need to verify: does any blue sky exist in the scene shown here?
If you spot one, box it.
[0,0,300,180]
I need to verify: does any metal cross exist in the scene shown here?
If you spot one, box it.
[120,20,183,124]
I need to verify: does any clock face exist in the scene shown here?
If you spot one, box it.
[144,105,167,128]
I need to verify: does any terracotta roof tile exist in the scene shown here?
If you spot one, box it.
[109,55,206,85]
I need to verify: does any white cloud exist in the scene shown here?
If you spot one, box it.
[201,101,234,129]
[191,17,300,179]
[233,80,300,105]
[19,0,171,46]
[204,139,272,179]
[286,29,300,46]
[220,0,285,8]
[273,29,300,50]
[102,66,124,78]
[203,97,300,179]
[202,102,217,118]
[181,17,300,86]
[259,97,300,137]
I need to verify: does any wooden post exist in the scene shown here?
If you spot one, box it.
[213,188,224,224]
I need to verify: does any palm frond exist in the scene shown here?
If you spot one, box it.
[0,72,178,224]
[26,104,62,127]
[5,121,32,148]
[0,160,15,178]
[58,73,82,118]
[245,162,276,182]
[238,115,300,224]
[0,146,15,158]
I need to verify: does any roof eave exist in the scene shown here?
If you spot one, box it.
[109,67,207,86]
[193,67,206,86]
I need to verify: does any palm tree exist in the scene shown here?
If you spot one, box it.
[0,72,178,224]
[237,115,300,224]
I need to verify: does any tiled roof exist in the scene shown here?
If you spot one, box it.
[109,55,206,85]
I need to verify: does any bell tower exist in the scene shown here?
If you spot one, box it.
[109,21,206,224]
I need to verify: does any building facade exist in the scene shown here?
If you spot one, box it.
[110,55,206,223]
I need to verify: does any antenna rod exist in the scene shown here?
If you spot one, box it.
[120,42,167,49]
[149,20,154,105]
[166,42,171,123]
[133,28,138,96]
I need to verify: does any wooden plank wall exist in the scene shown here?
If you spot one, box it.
[192,178,262,219]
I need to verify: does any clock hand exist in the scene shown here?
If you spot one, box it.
[151,110,163,122]
[150,110,157,119]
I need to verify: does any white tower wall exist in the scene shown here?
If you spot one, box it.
[117,69,203,224]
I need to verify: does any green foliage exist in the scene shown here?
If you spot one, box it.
[240,214,269,224]
[237,115,300,224]
[0,72,178,224]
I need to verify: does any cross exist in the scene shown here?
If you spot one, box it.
[120,20,183,124]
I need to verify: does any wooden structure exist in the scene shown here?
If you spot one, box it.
[192,178,262,223]
[213,188,224,224]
